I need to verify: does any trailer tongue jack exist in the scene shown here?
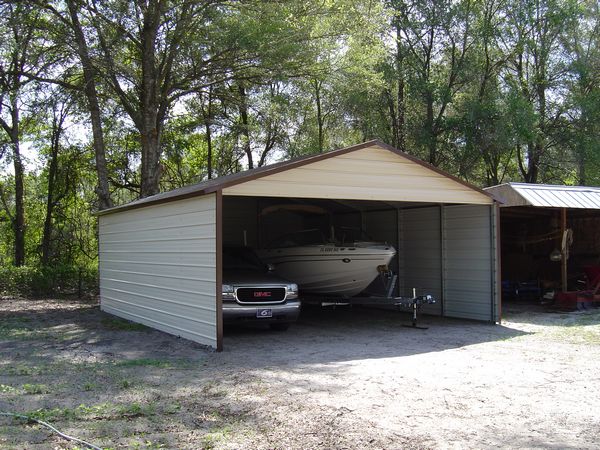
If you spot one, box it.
[395,289,435,330]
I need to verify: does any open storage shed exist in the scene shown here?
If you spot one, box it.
[98,141,500,350]
[485,182,600,302]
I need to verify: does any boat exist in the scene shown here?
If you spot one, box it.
[257,228,396,297]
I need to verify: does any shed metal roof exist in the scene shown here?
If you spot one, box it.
[485,182,600,209]
[98,140,495,216]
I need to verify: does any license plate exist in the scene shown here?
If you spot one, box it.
[256,308,272,318]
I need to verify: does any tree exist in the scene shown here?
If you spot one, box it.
[396,0,476,166]
[505,0,576,183]
[0,3,44,265]
[563,0,600,184]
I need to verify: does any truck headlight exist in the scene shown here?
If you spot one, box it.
[287,283,298,299]
[222,284,235,301]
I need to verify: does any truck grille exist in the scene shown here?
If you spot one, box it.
[236,287,286,303]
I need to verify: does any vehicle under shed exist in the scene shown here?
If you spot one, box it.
[98,140,500,350]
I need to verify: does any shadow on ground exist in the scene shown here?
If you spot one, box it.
[222,303,530,366]
[0,298,531,367]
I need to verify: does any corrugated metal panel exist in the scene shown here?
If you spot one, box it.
[403,207,442,314]
[487,183,600,209]
[99,195,217,347]
[442,205,494,321]
[223,147,493,205]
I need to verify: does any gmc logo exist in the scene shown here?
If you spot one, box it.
[254,291,272,298]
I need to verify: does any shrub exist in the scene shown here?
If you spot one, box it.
[0,264,98,297]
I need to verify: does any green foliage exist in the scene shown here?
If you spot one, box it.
[0,0,599,284]
[114,358,173,368]
[0,384,17,393]
[22,384,50,395]
[0,264,97,297]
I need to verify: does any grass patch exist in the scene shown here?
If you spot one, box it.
[22,384,49,395]
[0,384,17,393]
[164,403,181,415]
[549,327,600,344]
[101,317,149,332]
[0,317,73,342]
[129,440,167,449]
[114,358,197,370]
[118,378,134,389]
[534,311,600,344]
[24,401,156,422]
[202,425,233,449]
[115,358,172,368]
[0,317,36,340]
[82,381,99,391]
[0,364,49,376]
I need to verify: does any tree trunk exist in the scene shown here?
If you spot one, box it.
[395,25,406,151]
[41,142,59,265]
[205,121,213,179]
[238,85,254,169]
[577,142,586,185]
[10,108,25,266]
[204,87,213,179]
[425,91,437,165]
[67,0,112,209]
[314,80,324,153]
[386,91,398,148]
[140,125,162,197]
[139,0,163,197]
[41,105,65,265]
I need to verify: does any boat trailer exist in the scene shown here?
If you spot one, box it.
[303,271,436,329]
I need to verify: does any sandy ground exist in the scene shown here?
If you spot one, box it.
[0,297,599,449]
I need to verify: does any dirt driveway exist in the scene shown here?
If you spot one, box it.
[1,297,599,449]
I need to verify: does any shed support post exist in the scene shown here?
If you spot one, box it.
[440,205,446,317]
[216,190,223,352]
[561,208,568,293]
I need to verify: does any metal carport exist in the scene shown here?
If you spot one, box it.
[97,140,500,350]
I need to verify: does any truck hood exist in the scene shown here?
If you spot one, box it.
[222,269,291,286]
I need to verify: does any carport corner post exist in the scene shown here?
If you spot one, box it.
[216,190,223,352]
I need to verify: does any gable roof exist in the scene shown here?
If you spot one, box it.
[485,182,600,209]
[98,140,495,216]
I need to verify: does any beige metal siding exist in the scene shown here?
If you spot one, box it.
[442,205,495,321]
[223,146,492,204]
[99,195,217,347]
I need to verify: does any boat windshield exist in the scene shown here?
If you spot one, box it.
[335,227,375,245]
[266,229,328,248]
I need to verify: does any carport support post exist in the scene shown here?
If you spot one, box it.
[561,208,567,293]
[216,190,224,352]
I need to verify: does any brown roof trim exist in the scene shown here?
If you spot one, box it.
[215,189,223,352]
[96,139,495,216]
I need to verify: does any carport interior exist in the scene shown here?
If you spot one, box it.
[222,195,496,320]
[500,206,600,300]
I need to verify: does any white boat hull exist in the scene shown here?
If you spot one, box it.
[257,244,396,297]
